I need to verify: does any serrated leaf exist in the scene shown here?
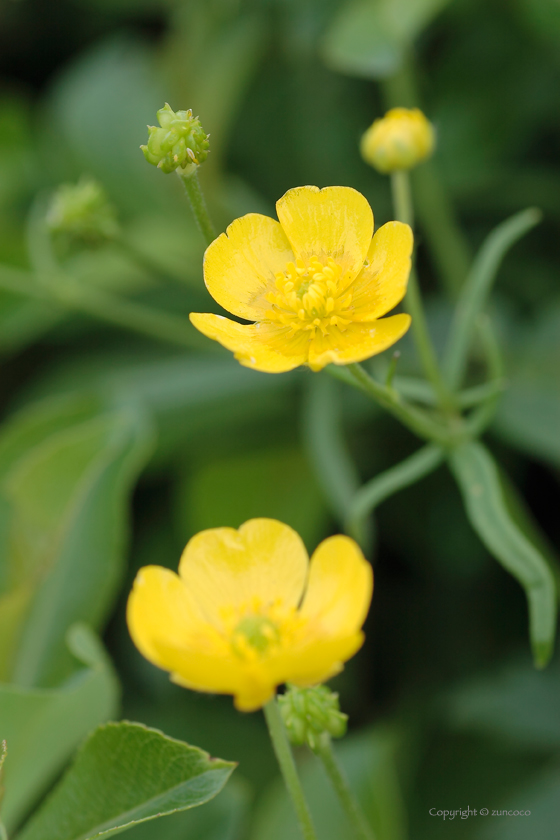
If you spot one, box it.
[449,441,557,667]
[322,0,451,79]
[0,624,118,833]
[18,722,235,840]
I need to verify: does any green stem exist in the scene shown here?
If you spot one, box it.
[346,444,444,543]
[390,171,455,412]
[331,363,453,445]
[263,699,318,840]
[382,58,471,297]
[314,736,375,840]
[178,170,217,246]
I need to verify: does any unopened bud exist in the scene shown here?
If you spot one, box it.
[278,684,348,751]
[360,107,435,173]
[46,177,119,243]
[141,103,210,175]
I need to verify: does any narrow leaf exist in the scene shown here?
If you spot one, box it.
[444,208,541,390]
[449,441,557,667]
[18,722,235,840]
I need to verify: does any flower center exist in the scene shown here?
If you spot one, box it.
[265,257,355,337]
[231,615,280,659]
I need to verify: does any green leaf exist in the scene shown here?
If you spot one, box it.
[2,408,152,686]
[322,0,451,79]
[251,726,407,840]
[18,722,235,840]
[449,441,557,667]
[443,207,541,390]
[0,624,119,833]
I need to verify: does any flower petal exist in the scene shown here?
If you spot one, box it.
[307,314,411,370]
[299,535,373,637]
[276,186,373,278]
[203,214,295,320]
[127,565,223,671]
[169,652,274,710]
[351,221,413,320]
[264,633,365,688]
[189,312,309,372]
[179,519,309,627]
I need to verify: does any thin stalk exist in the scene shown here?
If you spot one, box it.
[263,699,318,840]
[178,170,217,246]
[314,736,375,840]
[346,444,444,543]
[382,58,471,297]
[333,363,453,445]
[390,171,455,412]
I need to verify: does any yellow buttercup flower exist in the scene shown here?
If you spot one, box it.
[361,108,435,173]
[127,518,373,711]
[189,185,412,372]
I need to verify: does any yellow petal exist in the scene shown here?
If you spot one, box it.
[189,313,309,373]
[307,314,411,370]
[299,535,373,636]
[127,565,223,671]
[276,186,373,279]
[203,214,294,320]
[179,519,309,627]
[264,633,365,688]
[351,222,413,320]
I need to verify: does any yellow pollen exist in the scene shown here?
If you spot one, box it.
[264,257,355,338]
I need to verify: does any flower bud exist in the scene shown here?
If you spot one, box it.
[46,177,119,243]
[360,107,435,173]
[141,103,210,175]
[278,684,348,751]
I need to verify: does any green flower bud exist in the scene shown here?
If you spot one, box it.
[141,103,210,175]
[278,685,348,751]
[46,177,119,243]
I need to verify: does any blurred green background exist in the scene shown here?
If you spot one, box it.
[0,0,559,838]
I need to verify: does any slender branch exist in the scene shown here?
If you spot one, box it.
[263,699,318,840]
[178,170,217,246]
[314,735,375,840]
[346,444,444,543]
[390,171,455,413]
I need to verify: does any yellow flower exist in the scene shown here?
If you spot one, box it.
[127,518,373,711]
[189,185,412,372]
[361,108,435,173]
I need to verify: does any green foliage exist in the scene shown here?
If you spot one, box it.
[18,721,235,840]
[0,624,119,833]
[449,441,557,667]
[322,0,452,79]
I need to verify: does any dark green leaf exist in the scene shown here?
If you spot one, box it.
[18,722,235,840]
[449,441,557,667]
[0,624,119,833]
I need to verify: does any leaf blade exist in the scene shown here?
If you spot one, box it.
[449,441,557,666]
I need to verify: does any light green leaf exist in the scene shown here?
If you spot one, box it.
[2,408,152,686]
[0,624,119,833]
[251,726,407,840]
[18,722,235,840]
[449,441,557,667]
[322,0,452,79]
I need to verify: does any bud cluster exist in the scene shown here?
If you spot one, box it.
[46,177,119,243]
[278,684,348,751]
[141,104,210,175]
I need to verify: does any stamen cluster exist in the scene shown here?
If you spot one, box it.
[265,257,354,337]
